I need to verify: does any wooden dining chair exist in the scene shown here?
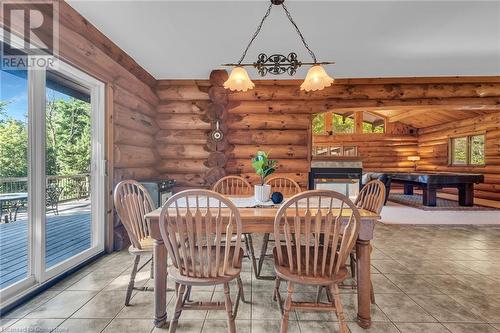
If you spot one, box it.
[114,180,156,306]
[212,175,258,276]
[351,179,386,303]
[159,190,245,333]
[317,179,386,304]
[272,190,361,333]
[257,176,302,278]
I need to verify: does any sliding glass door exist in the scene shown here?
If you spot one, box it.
[0,41,105,306]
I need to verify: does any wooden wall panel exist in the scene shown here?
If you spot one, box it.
[21,2,162,250]
[313,134,419,172]
[154,82,211,191]
[155,75,500,204]
[417,112,500,201]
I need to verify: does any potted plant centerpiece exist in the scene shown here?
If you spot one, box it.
[251,151,277,202]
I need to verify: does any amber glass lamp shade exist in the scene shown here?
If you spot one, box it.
[300,65,334,92]
[223,66,255,92]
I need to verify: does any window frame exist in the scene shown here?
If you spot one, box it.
[448,133,486,167]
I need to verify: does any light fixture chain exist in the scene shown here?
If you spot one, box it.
[237,3,273,65]
[281,3,317,63]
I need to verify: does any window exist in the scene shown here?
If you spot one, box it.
[450,134,485,166]
[332,114,354,134]
[363,120,385,133]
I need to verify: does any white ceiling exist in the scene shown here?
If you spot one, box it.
[68,0,500,80]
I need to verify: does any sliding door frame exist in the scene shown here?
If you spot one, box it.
[0,31,106,305]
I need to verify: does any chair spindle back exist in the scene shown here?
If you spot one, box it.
[273,190,361,279]
[114,180,155,249]
[159,190,243,278]
[265,176,302,196]
[212,176,252,196]
[355,180,386,215]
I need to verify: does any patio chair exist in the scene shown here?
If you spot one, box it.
[160,189,245,333]
[46,184,63,215]
[272,190,361,333]
[114,180,155,306]
[212,175,258,276]
[257,176,302,278]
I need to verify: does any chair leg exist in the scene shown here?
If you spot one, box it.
[150,255,154,279]
[280,281,294,333]
[237,276,246,303]
[350,253,356,279]
[125,255,140,306]
[245,234,258,277]
[370,281,376,304]
[257,233,270,277]
[223,283,236,333]
[273,276,281,302]
[315,286,323,303]
[331,284,348,333]
[169,283,185,333]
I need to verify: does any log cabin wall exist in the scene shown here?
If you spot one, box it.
[7,1,162,250]
[312,133,419,173]
[55,2,160,184]
[417,112,500,202]
[156,74,500,193]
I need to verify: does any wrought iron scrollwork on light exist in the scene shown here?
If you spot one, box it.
[222,0,335,92]
[254,53,300,76]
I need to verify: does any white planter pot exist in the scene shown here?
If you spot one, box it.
[254,184,271,202]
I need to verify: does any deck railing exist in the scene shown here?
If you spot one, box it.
[0,174,90,202]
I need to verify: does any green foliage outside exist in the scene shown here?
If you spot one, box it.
[251,151,277,185]
[471,135,485,165]
[312,113,383,135]
[452,135,485,165]
[363,122,384,133]
[0,97,91,179]
[0,101,28,178]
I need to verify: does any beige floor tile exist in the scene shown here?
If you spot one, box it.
[298,320,344,333]
[66,270,120,291]
[116,291,155,319]
[71,291,125,318]
[104,270,150,291]
[202,319,251,333]
[25,291,97,319]
[1,290,61,318]
[447,293,500,322]
[347,321,400,333]
[251,291,297,321]
[444,323,499,333]
[410,294,485,322]
[251,319,300,333]
[384,274,443,294]
[56,318,111,333]
[0,318,19,332]
[340,294,390,322]
[101,318,153,333]
[374,293,436,323]
[395,322,450,333]
[6,318,65,332]
[151,320,204,333]
[371,260,413,274]
[370,274,402,294]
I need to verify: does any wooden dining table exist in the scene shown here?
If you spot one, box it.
[145,197,380,329]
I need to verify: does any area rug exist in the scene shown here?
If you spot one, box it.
[388,193,497,211]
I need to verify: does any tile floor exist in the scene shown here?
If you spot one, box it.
[1,223,500,333]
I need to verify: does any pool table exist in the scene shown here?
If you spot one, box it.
[388,173,484,207]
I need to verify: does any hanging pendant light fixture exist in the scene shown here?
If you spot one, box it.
[222,0,335,92]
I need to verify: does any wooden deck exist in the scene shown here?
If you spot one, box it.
[0,212,91,289]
